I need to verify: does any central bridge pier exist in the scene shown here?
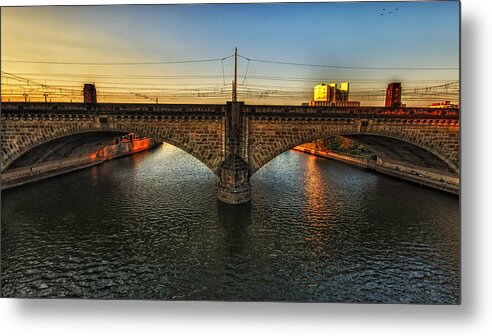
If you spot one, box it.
[217,102,252,204]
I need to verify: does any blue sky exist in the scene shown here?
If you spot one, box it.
[1,2,460,105]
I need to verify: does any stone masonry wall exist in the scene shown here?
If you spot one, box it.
[111,115,223,173]
[365,118,460,172]
[248,117,460,173]
[1,113,224,173]
[1,103,459,177]
[1,114,101,172]
[248,117,360,173]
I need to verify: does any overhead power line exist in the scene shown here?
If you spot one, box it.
[2,53,458,70]
[1,49,460,105]
[238,54,458,70]
[7,72,456,83]
[1,55,234,66]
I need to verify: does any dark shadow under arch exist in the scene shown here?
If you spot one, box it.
[343,134,453,171]
[5,130,218,175]
[251,133,457,176]
[8,131,126,169]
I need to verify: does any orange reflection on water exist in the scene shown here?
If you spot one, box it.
[302,153,334,256]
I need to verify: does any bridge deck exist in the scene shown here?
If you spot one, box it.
[1,102,459,119]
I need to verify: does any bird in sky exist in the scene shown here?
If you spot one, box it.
[379,8,400,16]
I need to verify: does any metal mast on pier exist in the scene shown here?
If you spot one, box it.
[232,47,237,102]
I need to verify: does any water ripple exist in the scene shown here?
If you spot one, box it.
[1,144,459,303]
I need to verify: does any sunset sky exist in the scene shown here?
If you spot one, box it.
[1,2,460,105]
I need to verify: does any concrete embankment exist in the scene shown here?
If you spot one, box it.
[2,138,155,190]
[293,146,459,195]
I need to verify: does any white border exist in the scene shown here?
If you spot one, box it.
[2,0,491,335]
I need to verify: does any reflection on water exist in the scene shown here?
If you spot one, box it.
[1,143,459,303]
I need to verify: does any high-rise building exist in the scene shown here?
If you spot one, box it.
[328,83,337,101]
[385,82,402,108]
[310,82,359,107]
[84,84,97,104]
[314,83,329,102]
[314,83,339,102]
[338,82,349,101]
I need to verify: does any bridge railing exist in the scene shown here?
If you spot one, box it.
[1,102,459,118]
[245,105,459,117]
[1,102,227,115]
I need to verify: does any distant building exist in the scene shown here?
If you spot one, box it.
[385,82,402,108]
[83,84,97,104]
[429,100,458,108]
[337,82,349,101]
[310,82,359,107]
[313,83,329,102]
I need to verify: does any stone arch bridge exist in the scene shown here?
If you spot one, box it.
[1,102,459,203]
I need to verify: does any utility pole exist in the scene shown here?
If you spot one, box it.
[233,47,237,102]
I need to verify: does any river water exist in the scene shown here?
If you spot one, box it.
[1,143,460,303]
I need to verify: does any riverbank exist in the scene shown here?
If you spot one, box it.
[293,145,459,194]
[1,137,156,190]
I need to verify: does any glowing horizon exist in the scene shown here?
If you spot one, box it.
[1,2,459,106]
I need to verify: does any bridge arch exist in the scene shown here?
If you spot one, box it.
[1,114,224,174]
[2,127,102,172]
[5,131,223,177]
[247,118,459,174]
[110,128,220,174]
[343,133,458,172]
